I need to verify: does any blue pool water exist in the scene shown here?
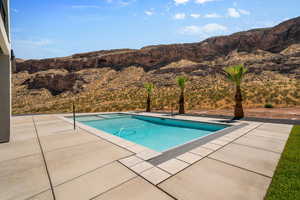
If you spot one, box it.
[79,114,228,152]
[97,113,128,119]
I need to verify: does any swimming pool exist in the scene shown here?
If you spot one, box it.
[76,114,229,152]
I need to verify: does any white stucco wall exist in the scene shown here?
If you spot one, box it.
[0,0,11,143]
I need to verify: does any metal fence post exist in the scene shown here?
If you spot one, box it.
[73,102,76,131]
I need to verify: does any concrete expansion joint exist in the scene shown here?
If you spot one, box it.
[32,116,57,200]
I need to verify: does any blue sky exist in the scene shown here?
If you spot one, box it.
[11,0,300,59]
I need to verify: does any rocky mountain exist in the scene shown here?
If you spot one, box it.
[12,17,300,114]
[17,17,300,73]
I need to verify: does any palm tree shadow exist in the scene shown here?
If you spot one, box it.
[232,117,244,121]
[214,118,240,123]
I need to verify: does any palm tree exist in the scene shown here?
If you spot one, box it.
[223,64,248,119]
[144,83,154,112]
[176,76,188,114]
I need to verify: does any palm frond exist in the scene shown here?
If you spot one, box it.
[176,76,188,90]
[144,83,154,94]
[223,64,247,86]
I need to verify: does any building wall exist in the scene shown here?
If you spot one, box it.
[0,0,11,143]
[0,55,11,142]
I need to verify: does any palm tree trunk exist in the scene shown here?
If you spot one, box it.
[179,90,185,114]
[146,93,151,112]
[234,85,244,119]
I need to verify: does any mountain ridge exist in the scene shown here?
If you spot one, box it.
[16,16,300,73]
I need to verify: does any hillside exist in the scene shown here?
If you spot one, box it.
[13,17,300,115]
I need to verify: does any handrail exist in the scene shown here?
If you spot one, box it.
[72,102,76,130]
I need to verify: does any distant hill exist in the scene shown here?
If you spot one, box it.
[16,16,300,73]
[12,17,300,114]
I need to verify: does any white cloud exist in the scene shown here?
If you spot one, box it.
[174,0,218,5]
[202,23,227,32]
[181,25,202,35]
[227,8,250,18]
[145,10,154,16]
[180,23,227,35]
[228,8,240,18]
[174,0,189,5]
[195,0,217,4]
[174,13,186,20]
[204,13,222,18]
[191,13,201,18]
[239,9,250,15]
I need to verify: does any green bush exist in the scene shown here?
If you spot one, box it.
[264,103,274,108]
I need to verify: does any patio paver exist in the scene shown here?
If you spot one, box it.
[54,162,136,200]
[177,152,203,164]
[0,155,51,200]
[136,149,161,160]
[159,158,271,200]
[45,140,132,186]
[141,167,171,185]
[201,142,222,150]
[10,123,36,142]
[29,190,54,200]
[93,177,174,200]
[33,115,62,123]
[257,123,293,134]
[35,121,74,136]
[39,129,99,152]
[210,138,231,146]
[130,161,154,173]
[11,116,34,126]
[190,146,214,156]
[234,134,286,153]
[209,143,281,177]
[247,129,289,141]
[158,159,189,174]
[0,138,40,162]
[119,156,143,167]
[126,144,148,153]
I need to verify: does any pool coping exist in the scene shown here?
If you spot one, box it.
[59,112,260,185]
[148,122,248,165]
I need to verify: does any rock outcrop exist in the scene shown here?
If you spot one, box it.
[23,70,85,95]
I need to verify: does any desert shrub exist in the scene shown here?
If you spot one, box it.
[264,103,274,108]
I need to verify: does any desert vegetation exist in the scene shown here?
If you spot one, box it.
[12,65,300,116]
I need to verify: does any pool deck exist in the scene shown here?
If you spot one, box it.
[0,113,293,200]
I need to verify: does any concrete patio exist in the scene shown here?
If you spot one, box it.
[0,114,292,200]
